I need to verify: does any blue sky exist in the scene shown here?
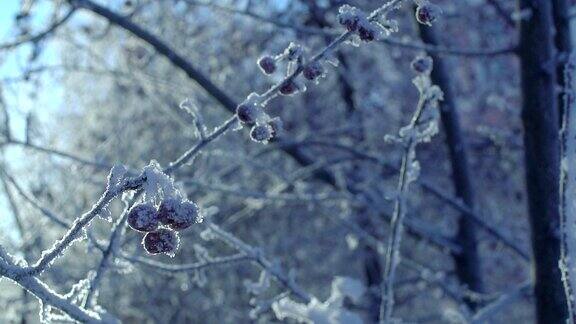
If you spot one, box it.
[0,1,65,244]
[0,1,23,243]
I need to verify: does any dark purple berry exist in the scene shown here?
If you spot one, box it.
[142,228,180,255]
[341,16,359,32]
[127,203,159,232]
[258,56,276,75]
[416,3,440,26]
[411,55,433,74]
[159,198,200,230]
[250,124,273,143]
[236,103,261,126]
[158,197,178,225]
[358,24,377,42]
[302,62,324,81]
[279,80,297,96]
[338,5,361,32]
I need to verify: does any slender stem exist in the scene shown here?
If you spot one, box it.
[379,96,426,323]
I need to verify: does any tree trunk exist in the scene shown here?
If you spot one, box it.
[559,56,576,324]
[518,0,568,322]
[551,0,572,65]
[416,23,484,306]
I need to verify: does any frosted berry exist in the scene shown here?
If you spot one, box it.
[338,5,361,32]
[158,198,200,230]
[236,102,261,126]
[279,80,297,96]
[258,56,277,75]
[142,228,180,255]
[127,203,159,232]
[268,117,284,138]
[357,23,378,42]
[416,3,441,26]
[340,16,359,32]
[303,62,324,81]
[250,124,273,143]
[411,55,433,75]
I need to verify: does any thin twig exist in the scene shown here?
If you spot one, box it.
[380,92,430,323]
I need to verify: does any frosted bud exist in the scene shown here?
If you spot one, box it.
[411,55,433,75]
[302,61,325,81]
[357,20,380,42]
[236,102,263,126]
[250,124,274,143]
[279,80,298,96]
[258,56,277,75]
[158,197,201,231]
[338,5,361,32]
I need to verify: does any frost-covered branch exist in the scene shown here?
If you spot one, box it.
[83,201,133,308]
[0,0,532,322]
[61,4,448,263]
[19,116,234,275]
[255,0,405,105]
[0,115,237,324]
[82,117,237,306]
[380,56,443,323]
[471,281,531,323]
[184,0,517,58]
[22,182,120,276]
[206,222,313,303]
[0,256,114,323]
[122,252,250,273]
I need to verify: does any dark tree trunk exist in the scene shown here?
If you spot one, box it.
[518,0,568,322]
[551,0,572,63]
[416,23,484,305]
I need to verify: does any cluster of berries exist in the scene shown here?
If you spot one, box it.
[128,197,201,256]
[337,5,382,42]
[236,95,284,144]
[257,42,327,94]
[258,43,324,85]
[239,42,331,144]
